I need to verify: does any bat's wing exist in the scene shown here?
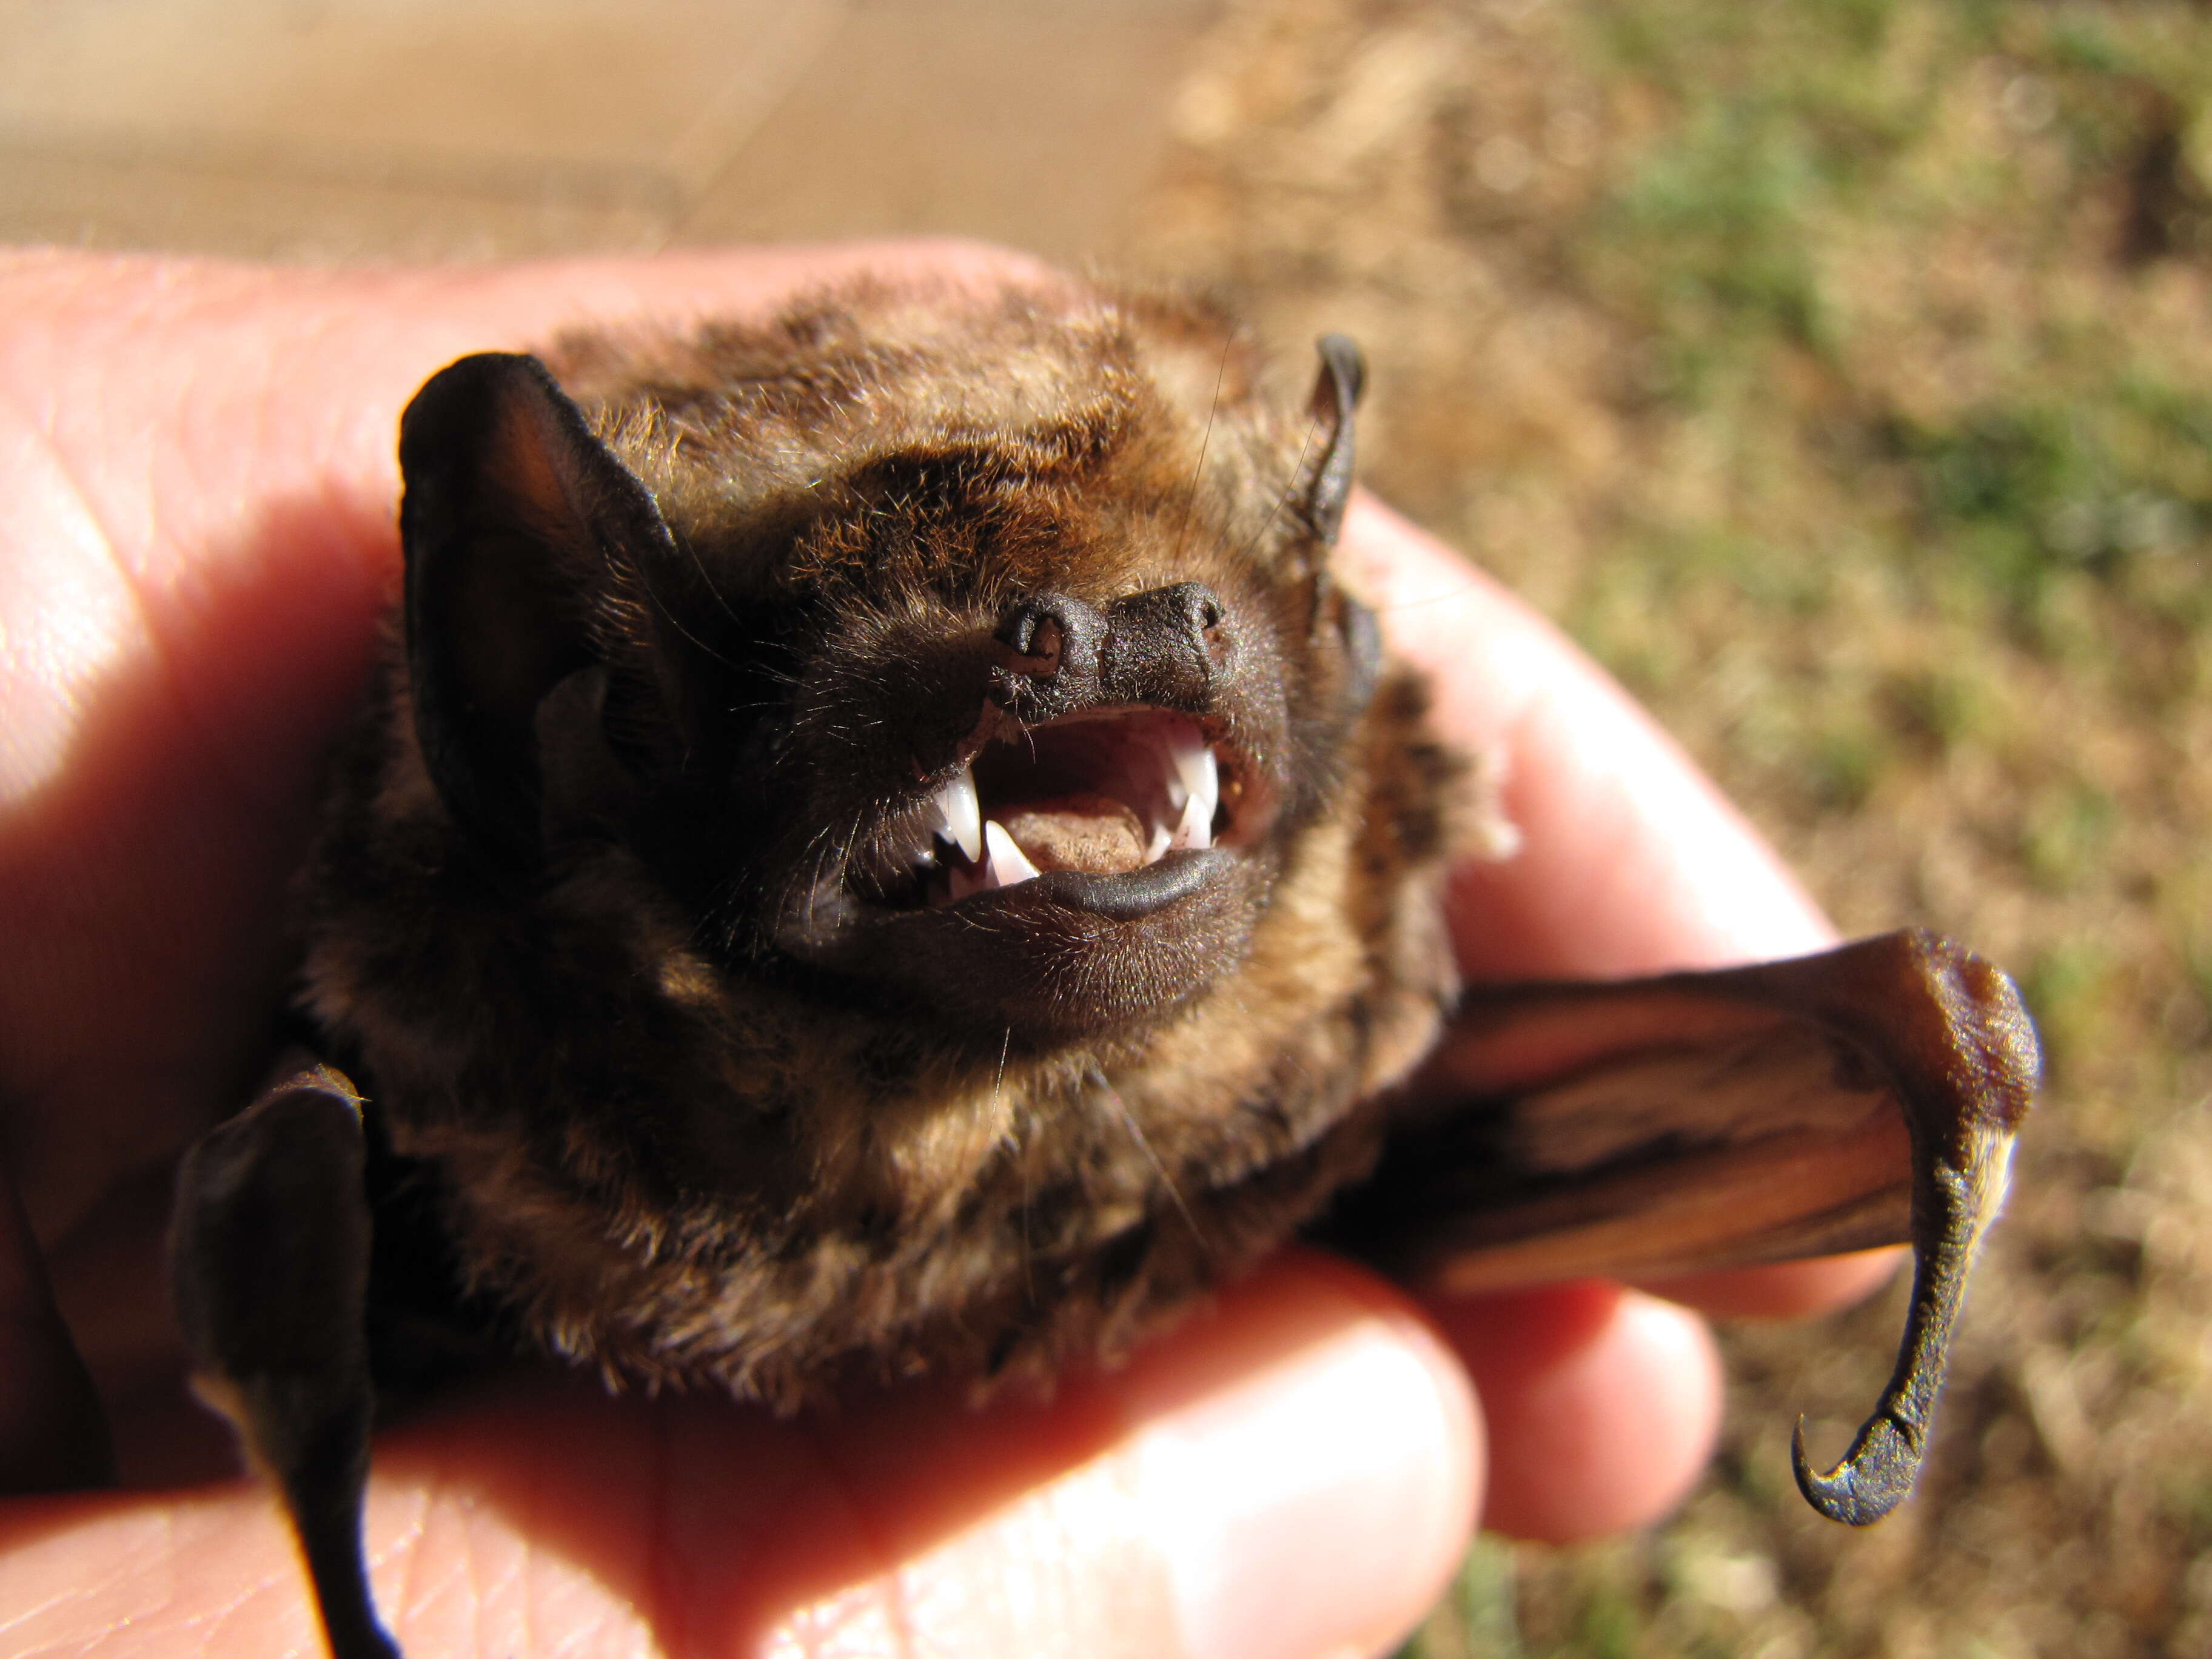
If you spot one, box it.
[1321,929,2037,1526]
[170,1061,401,1659]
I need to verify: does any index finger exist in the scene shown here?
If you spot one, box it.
[1338,494,1834,979]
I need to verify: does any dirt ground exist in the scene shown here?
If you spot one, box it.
[1130,2,2212,1655]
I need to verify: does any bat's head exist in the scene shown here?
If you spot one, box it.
[300,278,1464,1398]
[394,282,1381,1047]
[192,283,1463,1655]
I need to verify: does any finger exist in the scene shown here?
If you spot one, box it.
[1637,1247,1905,1321]
[0,244,1043,1242]
[1335,494,1834,980]
[1337,498,1900,1318]
[1427,1281,1723,1543]
[0,1254,1477,1659]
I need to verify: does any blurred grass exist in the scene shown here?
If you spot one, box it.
[1141,0,2212,1653]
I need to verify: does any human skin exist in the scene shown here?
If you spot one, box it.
[0,245,1895,1658]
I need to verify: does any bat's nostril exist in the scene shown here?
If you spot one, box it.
[994,592,1104,682]
[1161,582,1226,645]
[998,609,1062,672]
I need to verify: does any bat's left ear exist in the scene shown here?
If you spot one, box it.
[398,353,674,865]
[1298,333,1366,546]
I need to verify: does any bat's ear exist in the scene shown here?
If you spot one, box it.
[1297,333,1366,546]
[398,352,672,864]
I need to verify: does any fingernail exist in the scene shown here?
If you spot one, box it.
[1122,1304,1478,1659]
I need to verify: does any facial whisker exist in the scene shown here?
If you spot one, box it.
[1233,412,1324,568]
[1171,335,1238,566]
[1092,1066,1203,1250]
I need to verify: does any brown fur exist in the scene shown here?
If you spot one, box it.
[297,276,1468,1410]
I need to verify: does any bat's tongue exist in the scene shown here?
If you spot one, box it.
[996,794,1147,874]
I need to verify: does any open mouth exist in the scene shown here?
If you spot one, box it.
[844,709,1254,910]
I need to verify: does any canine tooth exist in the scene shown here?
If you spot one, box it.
[1146,820,1173,862]
[933,763,984,863]
[1165,728,1219,847]
[1169,728,1217,815]
[1173,789,1213,851]
[1160,743,1188,812]
[984,820,1042,888]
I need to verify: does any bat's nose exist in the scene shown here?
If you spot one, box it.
[988,582,1234,718]
[1101,582,1231,709]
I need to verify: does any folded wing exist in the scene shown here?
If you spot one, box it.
[1322,928,2038,1526]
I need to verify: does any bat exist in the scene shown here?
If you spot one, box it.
[166,274,2039,1659]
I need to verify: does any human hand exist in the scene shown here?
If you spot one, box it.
[0,246,1894,1657]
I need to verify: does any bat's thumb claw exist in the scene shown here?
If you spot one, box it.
[1791,1411,1918,1527]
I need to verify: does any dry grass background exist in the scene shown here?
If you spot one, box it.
[1131,2,2212,1654]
